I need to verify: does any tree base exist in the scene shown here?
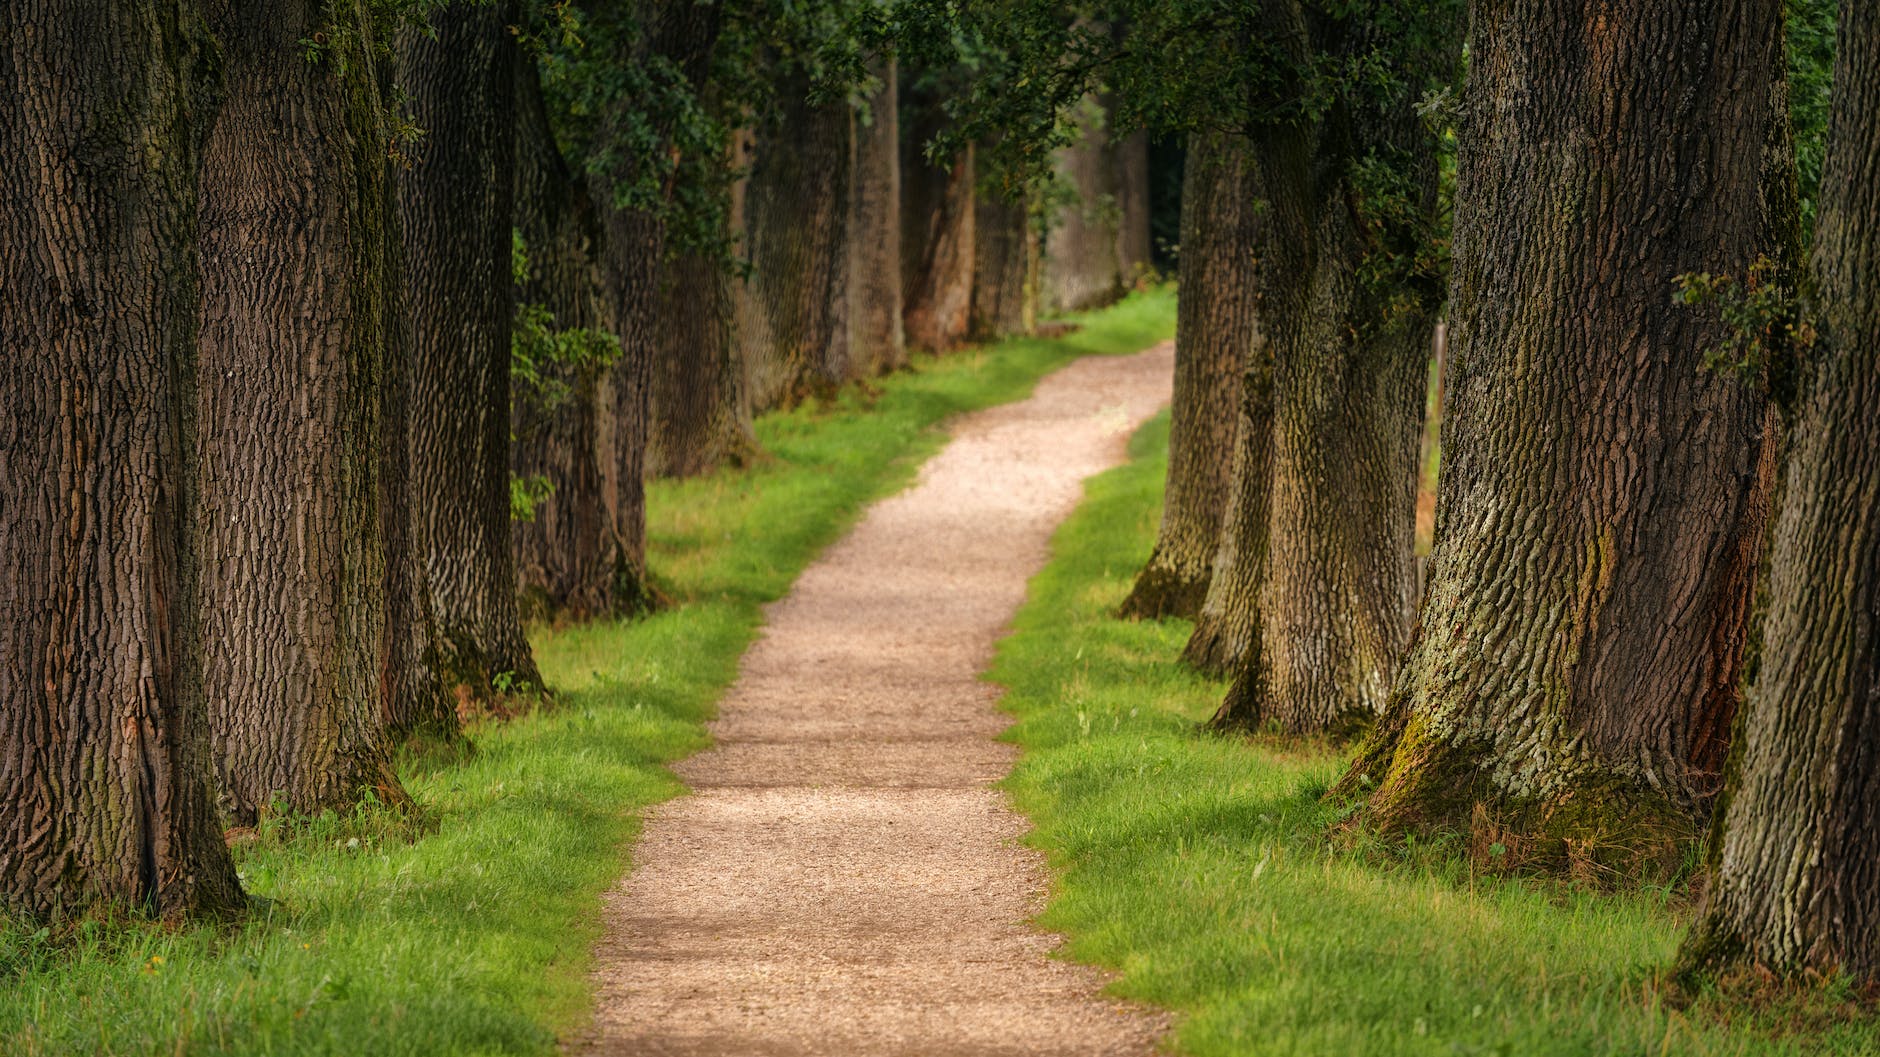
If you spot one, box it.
[1117,557,1210,620]
[1181,613,1247,678]
[1335,711,1701,884]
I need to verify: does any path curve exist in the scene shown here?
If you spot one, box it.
[579,342,1175,1056]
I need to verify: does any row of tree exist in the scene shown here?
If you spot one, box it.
[920,0,1874,989]
[0,0,1153,922]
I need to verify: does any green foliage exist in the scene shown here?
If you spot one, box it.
[0,290,1175,1057]
[1788,0,1836,238]
[987,409,1880,1056]
[1674,255,1815,394]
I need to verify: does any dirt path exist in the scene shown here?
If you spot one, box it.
[578,342,1176,1056]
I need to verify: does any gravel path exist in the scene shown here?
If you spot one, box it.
[577,343,1176,1056]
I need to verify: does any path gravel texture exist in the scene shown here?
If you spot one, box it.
[577,342,1176,1056]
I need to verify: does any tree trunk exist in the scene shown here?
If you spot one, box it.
[512,63,622,623]
[592,2,720,616]
[196,0,408,821]
[0,0,244,919]
[1215,109,1434,737]
[1120,132,1257,620]
[1184,333,1274,680]
[736,79,855,410]
[1679,0,1880,983]
[648,236,754,478]
[1111,126,1153,281]
[902,80,977,351]
[848,59,906,374]
[398,0,544,701]
[1040,95,1124,315]
[1340,0,1792,874]
[970,189,1032,340]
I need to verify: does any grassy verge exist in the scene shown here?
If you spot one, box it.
[990,410,1880,1057]
[0,288,1175,1057]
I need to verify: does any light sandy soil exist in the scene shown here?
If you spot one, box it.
[576,342,1176,1056]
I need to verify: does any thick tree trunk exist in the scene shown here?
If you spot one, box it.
[512,64,621,623]
[848,59,906,374]
[1184,335,1274,680]
[736,80,855,410]
[0,0,244,919]
[1215,117,1433,737]
[901,81,977,352]
[970,190,1032,340]
[1040,96,1124,315]
[1120,133,1257,620]
[1341,0,1791,873]
[648,237,754,478]
[1680,0,1880,983]
[593,1,719,611]
[196,0,407,821]
[399,0,544,700]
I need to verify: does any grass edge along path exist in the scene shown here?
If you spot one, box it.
[988,410,1880,1057]
[0,288,1175,1057]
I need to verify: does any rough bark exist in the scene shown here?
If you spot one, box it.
[593,2,720,616]
[1120,132,1257,620]
[848,59,906,374]
[0,0,244,919]
[1040,95,1124,315]
[901,81,977,352]
[648,233,754,478]
[1185,333,1275,680]
[971,188,1032,340]
[736,78,855,410]
[512,64,621,624]
[196,0,407,821]
[1216,106,1435,737]
[399,0,544,700]
[1340,0,1792,873]
[1680,0,1880,983]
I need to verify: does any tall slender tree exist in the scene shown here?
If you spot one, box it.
[1,0,243,918]
[1679,0,1880,984]
[195,0,408,820]
[399,0,544,699]
[1341,0,1793,871]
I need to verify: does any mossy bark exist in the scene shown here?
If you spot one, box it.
[0,0,244,919]
[1341,0,1792,870]
[1120,132,1257,621]
[1680,0,1880,983]
[196,0,409,821]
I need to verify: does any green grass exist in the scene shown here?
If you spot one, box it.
[990,410,1880,1057]
[0,288,1176,1057]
